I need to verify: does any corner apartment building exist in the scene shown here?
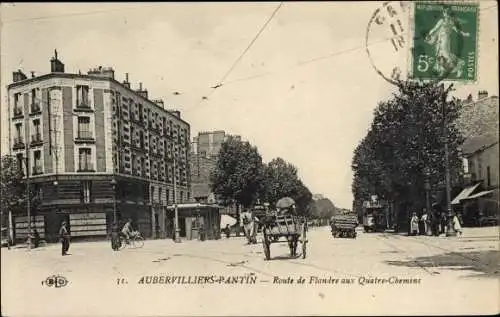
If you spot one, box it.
[7,52,190,242]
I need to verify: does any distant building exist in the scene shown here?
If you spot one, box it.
[451,91,499,226]
[7,51,190,242]
[189,130,241,202]
[191,130,241,158]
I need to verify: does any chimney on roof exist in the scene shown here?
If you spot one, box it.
[87,66,114,79]
[12,69,27,82]
[31,71,35,78]
[478,91,488,100]
[136,82,148,99]
[153,99,165,108]
[123,73,130,88]
[50,49,65,73]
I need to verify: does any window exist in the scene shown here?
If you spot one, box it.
[180,191,184,203]
[77,117,91,139]
[32,119,41,141]
[487,166,491,187]
[139,131,144,148]
[14,93,22,115]
[166,189,170,205]
[76,85,90,107]
[138,104,143,122]
[31,88,40,112]
[81,180,92,203]
[159,187,163,204]
[15,123,23,144]
[78,148,92,171]
[16,153,24,175]
[33,150,42,174]
[140,157,145,176]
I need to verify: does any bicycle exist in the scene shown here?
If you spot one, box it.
[118,231,145,250]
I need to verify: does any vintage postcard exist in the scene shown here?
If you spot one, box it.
[1,2,499,316]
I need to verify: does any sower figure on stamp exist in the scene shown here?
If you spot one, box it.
[425,7,470,78]
[59,221,70,256]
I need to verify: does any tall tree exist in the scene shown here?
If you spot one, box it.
[210,136,264,208]
[352,81,464,212]
[259,157,312,214]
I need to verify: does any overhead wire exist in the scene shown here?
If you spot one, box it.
[183,2,283,113]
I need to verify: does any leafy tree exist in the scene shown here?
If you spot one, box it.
[1,155,42,229]
[259,157,312,215]
[310,197,337,219]
[210,136,264,209]
[351,81,464,213]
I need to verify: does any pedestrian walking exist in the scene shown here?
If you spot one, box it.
[410,212,419,236]
[111,222,120,251]
[59,221,70,256]
[452,213,463,236]
[421,209,430,236]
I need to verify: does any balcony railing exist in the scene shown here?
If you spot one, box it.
[75,131,94,142]
[31,133,43,146]
[30,103,41,115]
[13,107,23,118]
[13,137,25,150]
[78,162,95,172]
[32,165,43,175]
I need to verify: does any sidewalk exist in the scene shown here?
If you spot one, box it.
[385,226,499,239]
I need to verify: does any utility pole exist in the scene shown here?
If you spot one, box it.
[25,123,31,251]
[173,156,181,242]
[443,98,456,237]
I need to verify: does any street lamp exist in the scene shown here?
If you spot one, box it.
[24,157,31,251]
[173,157,181,243]
[110,178,117,226]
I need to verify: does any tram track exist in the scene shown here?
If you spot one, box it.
[374,234,438,276]
[386,233,500,274]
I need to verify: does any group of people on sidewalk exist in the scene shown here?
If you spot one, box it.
[409,205,463,237]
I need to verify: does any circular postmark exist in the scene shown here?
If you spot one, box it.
[366,1,478,86]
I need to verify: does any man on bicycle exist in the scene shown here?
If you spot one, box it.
[121,219,133,244]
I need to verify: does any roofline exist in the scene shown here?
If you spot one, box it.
[463,140,499,156]
[7,72,191,127]
[461,95,499,106]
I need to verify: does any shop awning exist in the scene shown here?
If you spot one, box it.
[451,183,481,205]
[462,190,494,201]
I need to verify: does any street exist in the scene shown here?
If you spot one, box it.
[2,226,499,316]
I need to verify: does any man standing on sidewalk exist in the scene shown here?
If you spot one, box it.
[59,221,70,256]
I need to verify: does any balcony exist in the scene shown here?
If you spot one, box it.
[75,131,95,143]
[13,107,23,119]
[13,137,25,150]
[32,165,43,175]
[30,103,42,116]
[75,100,93,113]
[77,162,95,172]
[31,133,43,147]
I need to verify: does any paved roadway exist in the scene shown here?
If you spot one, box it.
[2,226,499,316]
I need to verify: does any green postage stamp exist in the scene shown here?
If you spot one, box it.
[411,2,479,82]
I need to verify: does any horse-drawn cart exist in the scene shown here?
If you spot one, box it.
[330,214,358,238]
[262,214,308,260]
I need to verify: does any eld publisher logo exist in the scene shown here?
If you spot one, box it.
[42,275,69,288]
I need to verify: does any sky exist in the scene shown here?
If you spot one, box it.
[1,2,498,209]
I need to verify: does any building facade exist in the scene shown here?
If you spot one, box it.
[192,130,241,158]
[8,52,190,241]
[452,91,499,226]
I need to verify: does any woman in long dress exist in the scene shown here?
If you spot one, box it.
[410,212,419,236]
[425,7,470,77]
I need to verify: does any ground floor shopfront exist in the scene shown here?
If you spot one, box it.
[13,203,154,243]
